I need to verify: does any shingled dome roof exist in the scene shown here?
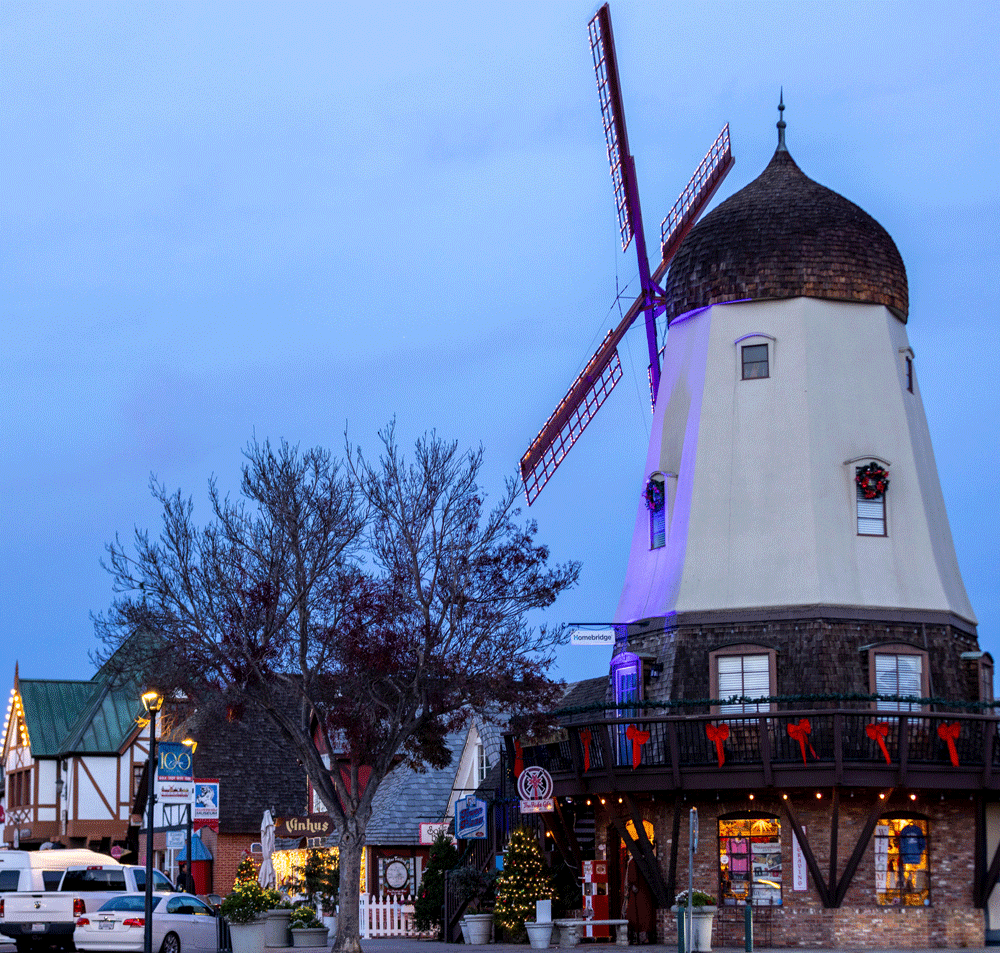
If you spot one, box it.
[665,145,909,323]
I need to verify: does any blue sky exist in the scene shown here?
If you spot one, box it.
[3,0,997,691]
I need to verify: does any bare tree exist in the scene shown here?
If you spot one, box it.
[95,426,579,953]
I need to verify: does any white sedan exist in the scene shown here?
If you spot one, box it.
[75,894,219,953]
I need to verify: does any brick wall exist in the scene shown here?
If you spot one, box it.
[599,792,985,949]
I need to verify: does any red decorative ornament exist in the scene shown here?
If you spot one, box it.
[937,722,961,767]
[787,718,817,764]
[705,723,730,767]
[625,724,651,769]
[856,462,890,499]
[580,728,592,772]
[866,722,892,765]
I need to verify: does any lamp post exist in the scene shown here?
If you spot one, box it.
[141,691,163,953]
[181,739,197,893]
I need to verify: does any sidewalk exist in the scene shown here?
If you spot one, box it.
[356,941,993,953]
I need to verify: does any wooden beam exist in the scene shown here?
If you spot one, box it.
[832,789,895,907]
[828,787,840,895]
[597,724,621,790]
[781,798,831,906]
[759,715,773,787]
[607,806,670,908]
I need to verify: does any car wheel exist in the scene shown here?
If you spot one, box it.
[161,932,181,953]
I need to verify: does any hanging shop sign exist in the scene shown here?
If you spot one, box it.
[156,743,194,804]
[455,795,487,839]
[517,766,554,814]
[419,822,452,844]
[570,628,615,645]
[274,813,334,840]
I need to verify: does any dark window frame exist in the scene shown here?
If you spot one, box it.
[741,343,769,380]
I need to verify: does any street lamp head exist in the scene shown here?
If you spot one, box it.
[182,738,198,755]
[141,691,163,714]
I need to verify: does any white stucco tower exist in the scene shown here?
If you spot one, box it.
[613,113,980,704]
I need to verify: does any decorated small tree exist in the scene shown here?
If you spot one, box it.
[413,831,459,935]
[221,855,270,924]
[493,828,554,941]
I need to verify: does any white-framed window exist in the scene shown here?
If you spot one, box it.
[857,482,886,536]
[735,333,775,381]
[476,741,491,785]
[871,647,928,712]
[710,645,776,716]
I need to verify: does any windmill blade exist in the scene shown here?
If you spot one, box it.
[520,127,735,506]
[660,124,734,264]
[588,4,635,253]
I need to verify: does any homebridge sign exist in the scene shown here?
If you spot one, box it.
[275,813,334,839]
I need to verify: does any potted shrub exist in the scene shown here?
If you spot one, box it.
[221,861,271,953]
[287,849,339,941]
[672,890,718,952]
[289,905,329,948]
[451,865,498,945]
[263,891,294,948]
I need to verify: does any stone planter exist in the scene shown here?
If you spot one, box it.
[228,919,267,953]
[290,926,329,948]
[464,913,493,944]
[525,921,554,949]
[671,905,717,952]
[265,909,292,947]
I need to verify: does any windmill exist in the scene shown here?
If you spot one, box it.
[519,3,734,505]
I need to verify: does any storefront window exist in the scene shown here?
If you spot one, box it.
[874,816,929,906]
[718,815,782,906]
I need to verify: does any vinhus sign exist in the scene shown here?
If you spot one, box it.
[275,813,334,839]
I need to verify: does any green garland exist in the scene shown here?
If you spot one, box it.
[553,691,998,717]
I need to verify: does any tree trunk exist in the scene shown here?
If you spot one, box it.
[333,817,366,953]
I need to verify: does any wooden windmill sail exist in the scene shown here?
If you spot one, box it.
[519,3,734,505]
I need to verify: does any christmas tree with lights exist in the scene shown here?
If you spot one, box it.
[493,827,553,940]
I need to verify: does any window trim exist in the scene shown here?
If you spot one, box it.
[874,811,930,907]
[845,455,891,538]
[718,811,783,907]
[735,333,775,382]
[866,643,929,712]
[709,644,777,716]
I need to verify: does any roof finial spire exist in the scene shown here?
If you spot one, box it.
[776,88,787,152]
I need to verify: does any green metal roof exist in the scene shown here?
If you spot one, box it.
[19,678,142,757]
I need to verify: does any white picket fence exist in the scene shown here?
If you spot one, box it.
[358,894,421,938]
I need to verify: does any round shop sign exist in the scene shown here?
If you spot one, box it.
[385,860,409,890]
[517,766,553,802]
[111,846,123,859]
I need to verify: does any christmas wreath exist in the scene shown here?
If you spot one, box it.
[644,477,665,511]
[856,462,890,499]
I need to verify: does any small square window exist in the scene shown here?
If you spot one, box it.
[741,344,768,379]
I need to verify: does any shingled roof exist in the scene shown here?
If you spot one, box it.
[665,146,909,323]
[183,697,307,835]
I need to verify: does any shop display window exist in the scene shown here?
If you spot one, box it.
[874,815,930,906]
[718,814,782,906]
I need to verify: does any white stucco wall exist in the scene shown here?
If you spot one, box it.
[616,296,976,625]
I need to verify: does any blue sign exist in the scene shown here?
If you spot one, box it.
[455,795,487,839]
[158,743,194,781]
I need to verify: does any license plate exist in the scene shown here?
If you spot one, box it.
[30,924,46,933]
[99,921,114,930]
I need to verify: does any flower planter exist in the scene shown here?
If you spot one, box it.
[229,919,267,953]
[525,921,554,949]
[265,909,292,947]
[460,919,471,944]
[290,926,329,948]
[464,913,493,944]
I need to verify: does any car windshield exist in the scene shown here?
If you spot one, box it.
[98,896,162,912]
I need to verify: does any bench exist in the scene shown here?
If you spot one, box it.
[553,919,629,947]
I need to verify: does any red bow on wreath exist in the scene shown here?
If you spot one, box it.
[625,724,651,769]
[787,719,817,764]
[705,723,730,767]
[580,728,592,772]
[937,722,961,767]
[866,722,892,765]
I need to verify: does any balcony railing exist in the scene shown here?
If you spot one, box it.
[519,705,1000,792]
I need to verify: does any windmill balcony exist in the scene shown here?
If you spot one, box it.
[517,704,1000,794]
